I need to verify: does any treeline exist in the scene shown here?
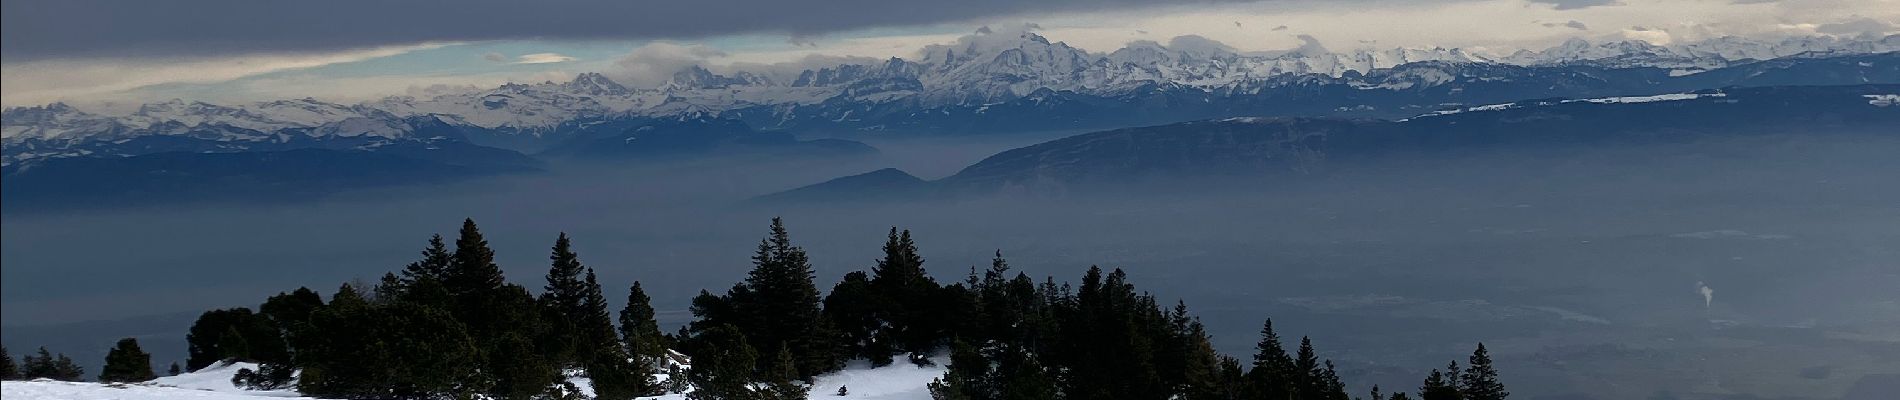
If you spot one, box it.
[180,219,671,399]
[0,339,173,383]
[135,217,1506,400]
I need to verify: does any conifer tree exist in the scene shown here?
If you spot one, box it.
[580,269,658,397]
[168,362,182,376]
[446,219,506,296]
[1213,356,1247,400]
[1296,336,1322,397]
[760,346,811,400]
[51,352,83,381]
[926,340,986,400]
[436,220,563,399]
[481,285,565,400]
[374,272,404,304]
[1419,369,1462,400]
[823,271,882,363]
[21,348,52,379]
[620,281,667,368]
[993,346,1060,400]
[25,349,86,382]
[1246,319,1296,400]
[392,234,455,307]
[185,308,280,370]
[587,345,651,400]
[1460,343,1508,400]
[217,326,252,362]
[403,234,454,282]
[0,346,16,380]
[581,270,619,346]
[1445,360,1464,394]
[99,338,156,382]
[934,283,981,360]
[972,251,1022,344]
[693,217,838,378]
[259,286,324,377]
[540,233,592,365]
[331,283,368,307]
[686,324,759,400]
[1056,267,1171,400]
[1392,392,1415,400]
[1179,317,1230,400]
[1320,360,1350,400]
[299,283,485,399]
[869,228,943,365]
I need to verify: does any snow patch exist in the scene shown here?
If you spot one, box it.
[1573,92,1725,104]
[1401,91,1726,121]
[805,359,947,400]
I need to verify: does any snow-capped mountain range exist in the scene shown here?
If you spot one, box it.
[4,31,1897,165]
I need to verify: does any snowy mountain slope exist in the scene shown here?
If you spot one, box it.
[1502,34,1900,70]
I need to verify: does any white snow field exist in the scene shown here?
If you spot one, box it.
[0,357,945,400]
[1,380,316,400]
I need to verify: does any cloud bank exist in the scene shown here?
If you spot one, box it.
[0,0,1262,61]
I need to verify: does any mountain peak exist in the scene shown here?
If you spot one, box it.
[665,66,770,90]
[565,72,631,96]
[921,26,1074,67]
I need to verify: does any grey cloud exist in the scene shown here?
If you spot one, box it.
[1816,17,1898,36]
[1528,0,1621,10]
[787,35,820,48]
[1168,35,1239,54]
[2,0,1261,61]
[608,42,730,88]
[483,52,509,62]
[1291,34,1330,57]
[725,54,884,83]
[1271,25,1289,31]
[1542,20,1591,30]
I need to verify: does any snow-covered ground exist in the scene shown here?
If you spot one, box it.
[147,361,304,397]
[1,358,944,400]
[0,380,318,400]
[800,359,946,400]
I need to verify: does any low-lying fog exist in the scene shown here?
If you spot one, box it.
[5,132,1897,399]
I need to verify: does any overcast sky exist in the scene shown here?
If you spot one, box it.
[1,0,1895,108]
